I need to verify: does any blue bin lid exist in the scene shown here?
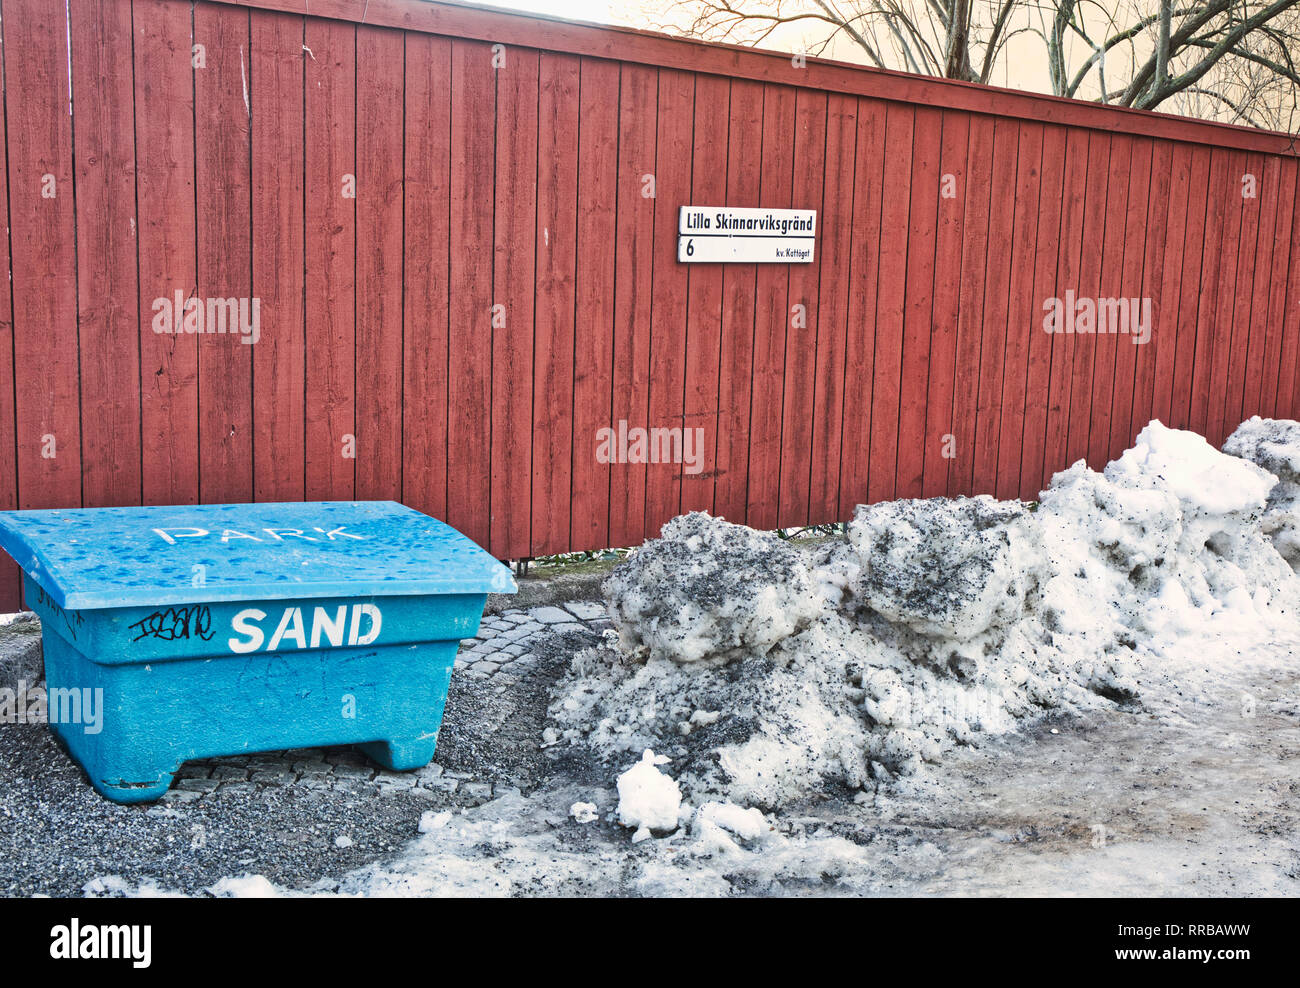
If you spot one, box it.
[0,501,517,609]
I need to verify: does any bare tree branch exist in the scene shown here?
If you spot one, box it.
[1137,0,1299,108]
[656,1,1300,129]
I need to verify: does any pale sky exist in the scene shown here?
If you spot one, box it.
[471,0,638,27]
[468,0,1055,92]
[465,0,1294,128]
[467,0,1056,90]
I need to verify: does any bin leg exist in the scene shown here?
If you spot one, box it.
[47,718,179,804]
[90,765,179,805]
[359,734,438,772]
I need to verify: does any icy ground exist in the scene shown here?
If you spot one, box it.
[322,637,1300,897]
[46,420,1300,894]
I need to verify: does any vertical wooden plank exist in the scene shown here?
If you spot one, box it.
[403,32,451,517]
[895,104,940,501]
[1237,155,1278,424]
[921,110,968,498]
[607,63,656,546]
[1206,149,1248,447]
[808,92,856,521]
[354,26,404,503]
[136,0,199,506]
[1129,140,1172,443]
[0,11,20,605]
[643,70,694,534]
[489,45,538,558]
[250,9,304,501]
[744,82,793,529]
[1041,128,1088,483]
[1150,145,1194,430]
[713,78,761,527]
[1063,132,1110,469]
[947,113,994,497]
[679,74,730,518]
[868,102,913,504]
[671,75,730,520]
[777,87,825,520]
[1281,159,1300,419]
[969,115,1017,496]
[1261,157,1297,418]
[70,0,141,508]
[1085,133,1130,470]
[644,70,694,535]
[193,1,252,504]
[995,120,1043,500]
[446,40,495,547]
[1187,147,1231,437]
[5,0,81,510]
[530,53,579,554]
[570,56,617,550]
[1219,151,1259,442]
[1018,123,1065,500]
[1169,146,1212,431]
[1148,143,1185,430]
[838,97,886,516]
[304,16,357,502]
[1106,136,1151,461]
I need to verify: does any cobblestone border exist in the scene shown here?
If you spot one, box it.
[167,748,508,805]
[454,600,611,679]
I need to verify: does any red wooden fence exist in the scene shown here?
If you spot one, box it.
[1,0,1299,610]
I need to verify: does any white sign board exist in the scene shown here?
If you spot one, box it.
[678,206,817,264]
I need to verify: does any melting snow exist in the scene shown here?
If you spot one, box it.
[615,749,682,841]
[1224,415,1300,570]
[550,419,1300,808]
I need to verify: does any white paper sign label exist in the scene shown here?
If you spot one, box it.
[678,206,816,263]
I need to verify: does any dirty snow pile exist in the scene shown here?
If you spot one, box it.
[549,420,1300,815]
[602,517,826,663]
[1223,416,1300,570]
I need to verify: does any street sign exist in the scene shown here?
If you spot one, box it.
[678,206,817,263]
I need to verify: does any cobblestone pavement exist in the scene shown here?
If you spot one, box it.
[454,601,612,680]
[0,600,608,896]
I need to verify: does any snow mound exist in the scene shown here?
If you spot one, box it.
[419,811,453,833]
[209,875,280,898]
[1221,416,1300,484]
[616,750,682,841]
[550,420,1300,810]
[1224,416,1300,570]
[603,512,826,663]
[694,801,768,841]
[1112,419,1273,515]
[846,495,1035,637]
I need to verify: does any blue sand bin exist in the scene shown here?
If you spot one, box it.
[0,501,515,803]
